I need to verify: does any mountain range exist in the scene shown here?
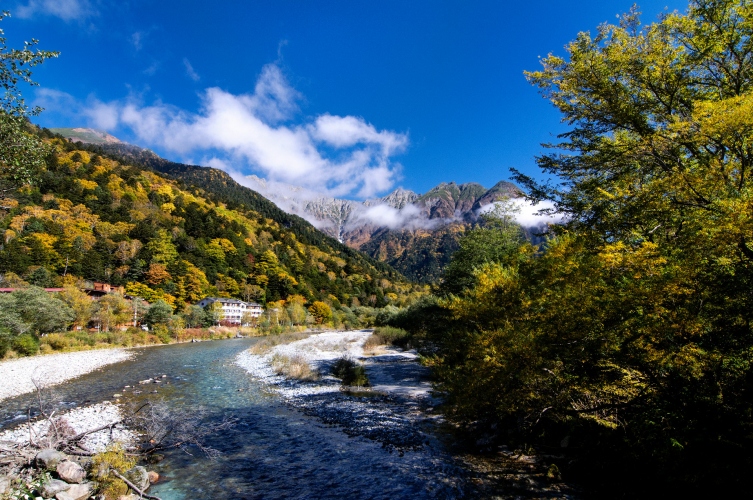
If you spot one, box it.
[50,128,546,282]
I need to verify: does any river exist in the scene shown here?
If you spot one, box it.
[0,339,574,499]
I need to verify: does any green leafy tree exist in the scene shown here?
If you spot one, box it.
[94,293,131,332]
[182,304,208,328]
[205,301,224,326]
[144,299,173,328]
[0,11,58,196]
[439,197,524,295]
[9,287,74,334]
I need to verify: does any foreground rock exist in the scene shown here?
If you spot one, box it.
[0,402,138,499]
[57,460,86,483]
[125,466,150,491]
[0,348,133,402]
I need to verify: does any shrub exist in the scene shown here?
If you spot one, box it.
[369,326,412,349]
[271,354,318,380]
[153,324,172,344]
[42,333,70,350]
[331,356,370,387]
[90,443,137,499]
[13,334,39,356]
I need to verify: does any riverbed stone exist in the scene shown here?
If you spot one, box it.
[147,470,159,483]
[0,476,11,496]
[124,466,149,491]
[41,478,71,497]
[35,448,67,470]
[55,482,93,500]
[57,460,86,484]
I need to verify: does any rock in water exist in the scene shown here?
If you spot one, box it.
[147,470,160,483]
[125,466,150,491]
[42,478,71,497]
[57,461,86,483]
[35,449,67,470]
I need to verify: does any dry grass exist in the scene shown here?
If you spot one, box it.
[249,331,314,355]
[271,354,319,381]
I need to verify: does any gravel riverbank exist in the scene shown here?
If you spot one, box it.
[0,349,133,402]
[235,330,439,452]
[0,401,134,452]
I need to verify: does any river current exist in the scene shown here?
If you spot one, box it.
[0,339,485,499]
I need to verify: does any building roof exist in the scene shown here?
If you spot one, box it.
[199,297,263,307]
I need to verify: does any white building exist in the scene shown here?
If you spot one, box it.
[196,297,263,325]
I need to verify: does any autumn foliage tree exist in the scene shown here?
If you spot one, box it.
[409,1,753,496]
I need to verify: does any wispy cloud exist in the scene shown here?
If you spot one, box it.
[142,61,160,76]
[183,58,200,82]
[131,32,144,51]
[478,199,563,228]
[15,0,94,21]
[35,63,408,199]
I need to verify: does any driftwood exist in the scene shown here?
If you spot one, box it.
[110,469,162,500]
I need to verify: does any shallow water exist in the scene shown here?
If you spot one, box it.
[0,340,476,499]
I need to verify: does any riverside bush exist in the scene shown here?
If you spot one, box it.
[90,443,137,499]
[12,334,39,356]
[366,326,412,349]
[271,354,318,380]
[331,356,370,387]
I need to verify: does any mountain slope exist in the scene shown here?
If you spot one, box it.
[0,131,418,311]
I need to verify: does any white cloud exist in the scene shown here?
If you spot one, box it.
[131,32,144,51]
[83,100,119,130]
[478,199,564,228]
[310,114,408,155]
[38,63,408,199]
[15,0,93,21]
[358,203,424,230]
[183,58,200,82]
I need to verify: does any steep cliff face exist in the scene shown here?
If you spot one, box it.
[416,182,487,219]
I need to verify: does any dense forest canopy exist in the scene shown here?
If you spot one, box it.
[0,137,422,311]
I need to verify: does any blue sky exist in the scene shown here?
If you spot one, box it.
[9,0,688,199]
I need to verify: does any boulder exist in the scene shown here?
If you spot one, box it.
[42,478,71,497]
[147,470,159,483]
[57,460,86,484]
[55,482,93,500]
[124,466,150,491]
[35,449,67,470]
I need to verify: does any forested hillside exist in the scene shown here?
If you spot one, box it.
[0,132,421,312]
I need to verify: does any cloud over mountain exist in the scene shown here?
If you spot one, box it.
[34,63,408,198]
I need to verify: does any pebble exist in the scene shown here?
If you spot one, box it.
[0,349,133,402]
[0,402,135,453]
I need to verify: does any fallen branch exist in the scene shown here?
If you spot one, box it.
[110,469,162,500]
[65,420,122,444]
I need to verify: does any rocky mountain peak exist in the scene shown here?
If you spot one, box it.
[49,128,122,145]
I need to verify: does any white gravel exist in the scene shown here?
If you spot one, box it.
[0,349,133,402]
[0,401,135,452]
[235,330,372,398]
